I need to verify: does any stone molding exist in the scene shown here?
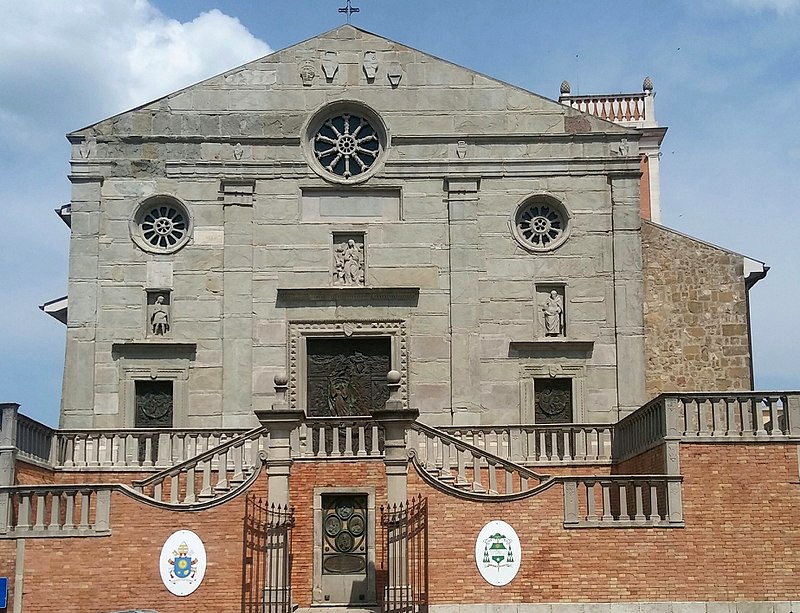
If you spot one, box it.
[276,286,419,305]
[287,320,408,412]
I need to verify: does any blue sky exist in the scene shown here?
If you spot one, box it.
[1,0,798,426]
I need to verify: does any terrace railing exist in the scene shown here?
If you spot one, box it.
[290,417,383,459]
[440,424,613,465]
[0,485,112,537]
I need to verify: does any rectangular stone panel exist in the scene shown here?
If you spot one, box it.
[302,189,400,220]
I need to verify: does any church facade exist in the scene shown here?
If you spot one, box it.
[0,25,797,613]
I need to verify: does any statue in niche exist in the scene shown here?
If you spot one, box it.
[150,294,170,335]
[334,238,365,286]
[541,290,564,336]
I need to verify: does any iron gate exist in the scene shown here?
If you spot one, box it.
[242,494,294,613]
[381,495,428,613]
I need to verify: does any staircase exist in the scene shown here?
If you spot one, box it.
[128,418,552,507]
[132,426,268,507]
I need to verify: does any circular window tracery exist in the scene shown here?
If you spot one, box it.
[131,196,192,254]
[511,196,571,252]
[303,101,388,184]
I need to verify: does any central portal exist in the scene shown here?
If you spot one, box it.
[306,337,391,417]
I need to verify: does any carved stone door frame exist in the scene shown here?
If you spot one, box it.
[288,320,408,412]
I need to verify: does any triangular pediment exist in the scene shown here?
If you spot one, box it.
[70,25,635,139]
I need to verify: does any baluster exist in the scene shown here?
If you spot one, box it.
[724,398,736,436]
[456,447,468,486]
[184,466,196,504]
[357,424,367,457]
[49,492,61,531]
[767,397,782,435]
[574,428,587,462]
[200,460,212,497]
[537,431,547,462]
[371,425,381,455]
[86,435,98,467]
[648,481,660,521]
[232,444,244,482]
[488,462,498,494]
[125,434,136,466]
[170,474,180,504]
[618,483,628,520]
[634,482,646,522]
[472,453,483,492]
[154,481,163,502]
[425,434,436,471]
[600,481,613,521]
[63,491,76,531]
[562,428,572,461]
[440,440,452,478]
[142,436,154,468]
[33,492,47,531]
[753,398,768,437]
[525,429,536,463]
[344,423,354,456]
[216,449,229,490]
[549,431,558,461]
[697,400,710,436]
[78,490,91,530]
[585,481,597,523]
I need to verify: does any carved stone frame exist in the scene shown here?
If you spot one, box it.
[288,320,408,412]
[112,343,194,428]
[312,486,377,605]
[519,364,586,423]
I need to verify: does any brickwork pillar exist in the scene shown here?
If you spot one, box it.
[255,376,304,507]
[374,371,419,505]
[0,403,19,487]
[445,177,484,424]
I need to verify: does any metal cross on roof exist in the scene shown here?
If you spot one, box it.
[338,0,360,23]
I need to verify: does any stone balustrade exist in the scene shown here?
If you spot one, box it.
[440,424,613,465]
[614,392,800,462]
[133,426,267,505]
[15,413,56,464]
[561,475,684,528]
[290,417,383,459]
[55,428,250,470]
[408,422,549,497]
[560,92,650,126]
[0,485,112,537]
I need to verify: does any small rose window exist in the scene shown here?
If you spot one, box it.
[313,113,380,179]
[131,196,192,254]
[511,196,572,252]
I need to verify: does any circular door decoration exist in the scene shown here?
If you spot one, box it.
[511,195,571,252]
[131,195,193,254]
[475,520,521,586]
[160,529,207,596]
[303,101,388,185]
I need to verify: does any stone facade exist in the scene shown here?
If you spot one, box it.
[60,25,649,429]
[642,222,753,396]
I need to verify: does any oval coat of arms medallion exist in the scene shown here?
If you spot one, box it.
[160,529,207,596]
[475,520,521,586]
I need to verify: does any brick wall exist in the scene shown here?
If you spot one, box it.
[612,444,665,475]
[407,442,800,602]
[642,222,753,396]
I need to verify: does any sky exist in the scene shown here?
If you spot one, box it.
[1,0,798,426]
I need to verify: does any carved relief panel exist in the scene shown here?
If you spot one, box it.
[535,284,566,338]
[332,232,366,286]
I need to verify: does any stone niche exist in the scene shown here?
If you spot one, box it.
[536,283,566,338]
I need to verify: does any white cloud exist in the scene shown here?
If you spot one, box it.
[0,1,271,144]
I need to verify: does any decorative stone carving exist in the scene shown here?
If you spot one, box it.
[387,61,402,87]
[541,289,565,337]
[363,51,378,81]
[299,59,316,86]
[534,377,572,423]
[79,136,97,159]
[456,140,467,159]
[233,142,244,160]
[333,235,365,286]
[135,380,173,428]
[150,293,171,335]
[322,51,338,81]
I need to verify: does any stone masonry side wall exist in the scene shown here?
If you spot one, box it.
[642,222,752,396]
[407,442,800,603]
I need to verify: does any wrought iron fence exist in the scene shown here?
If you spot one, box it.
[242,494,294,613]
[381,495,428,613]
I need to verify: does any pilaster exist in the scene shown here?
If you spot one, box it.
[0,403,19,487]
[445,177,483,423]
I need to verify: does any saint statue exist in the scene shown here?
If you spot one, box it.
[334,238,365,286]
[542,290,564,336]
[151,295,170,335]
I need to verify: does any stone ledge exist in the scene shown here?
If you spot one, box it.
[276,286,419,306]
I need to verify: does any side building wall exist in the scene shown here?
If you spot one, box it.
[642,222,753,396]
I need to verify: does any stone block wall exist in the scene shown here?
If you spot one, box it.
[642,222,753,396]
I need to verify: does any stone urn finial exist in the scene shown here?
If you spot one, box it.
[560,80,571,95]
[643,76,654,92]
